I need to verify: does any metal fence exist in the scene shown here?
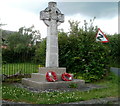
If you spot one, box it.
[2,50,39,82]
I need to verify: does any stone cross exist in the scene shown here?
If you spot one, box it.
[40,2,64,68]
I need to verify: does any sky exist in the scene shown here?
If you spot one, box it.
[0,0,119,38]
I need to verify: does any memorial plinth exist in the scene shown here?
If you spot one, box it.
[22,2,85,90]
[22,79,85,90]
[22,67,85,90]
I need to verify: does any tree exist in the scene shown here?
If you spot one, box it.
[6,26,41,52]
[34,38,46,65]
[2,26,41,63]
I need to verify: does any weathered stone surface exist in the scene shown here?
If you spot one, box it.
[40,2,64,68]
[31,73,73,82]
[22,78,85,90]
[38,67,66,74]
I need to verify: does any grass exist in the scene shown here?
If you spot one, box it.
[2,63,38,75]
[2,72,119,104]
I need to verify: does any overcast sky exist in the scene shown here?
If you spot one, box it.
[0,0,119,38]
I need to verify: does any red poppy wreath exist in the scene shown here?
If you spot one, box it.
[46,71,58,82]
[61,73,72,81]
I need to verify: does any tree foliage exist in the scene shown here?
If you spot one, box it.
[58,19,109,82]
[107,34,120,67]
[34,38,46,65]
[2,26,40,63]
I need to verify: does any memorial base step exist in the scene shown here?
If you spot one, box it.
[22,78,85,90]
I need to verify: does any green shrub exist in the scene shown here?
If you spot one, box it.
[2,47,35,63]
[107,34,120,67]
[59,36,109,82]
[58,20,109,82]
[34,38,46,65]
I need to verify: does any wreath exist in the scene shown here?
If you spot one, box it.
[61,73,72,81]
[46,71,58,82]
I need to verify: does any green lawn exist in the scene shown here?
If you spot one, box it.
[2,72,119,104]
[2,63,38,75]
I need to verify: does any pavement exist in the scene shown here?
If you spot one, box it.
[2,97,119,105]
